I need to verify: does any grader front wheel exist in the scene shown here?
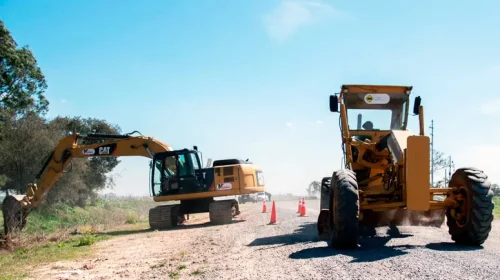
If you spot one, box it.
[328,169,360,250]
[446,168,495,246]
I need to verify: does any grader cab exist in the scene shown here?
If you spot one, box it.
[317,84,495,249]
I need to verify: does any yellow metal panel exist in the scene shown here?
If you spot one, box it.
[406,136,430,211]
[342,84,412,95]
[214,165,240,191]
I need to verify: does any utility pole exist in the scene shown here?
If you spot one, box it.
[444,156,454,186]
[448,155,454,185]
[430,120,434,187]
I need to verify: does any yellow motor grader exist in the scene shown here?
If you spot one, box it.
[317,84,495,249]
[2,131,265,235]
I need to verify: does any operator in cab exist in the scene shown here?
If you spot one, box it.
[362,121,373,130]
[354,120,373,142]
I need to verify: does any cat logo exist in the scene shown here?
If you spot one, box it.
[365,94,374,103]
[99,146,111,155]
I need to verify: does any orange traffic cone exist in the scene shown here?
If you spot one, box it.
[300,199,307,216]
[269,201,277,224]
[297,198,302,213]
[262,200,267,213]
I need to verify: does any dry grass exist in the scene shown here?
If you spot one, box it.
[0,197,169,279]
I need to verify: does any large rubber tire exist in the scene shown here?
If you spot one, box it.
[328,169,360,249]
[317,177,331,239]
[317,209,330,240]
[446,168,494,246]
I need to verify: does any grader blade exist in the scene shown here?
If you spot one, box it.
[2,195,31,235]
[360,208,446,228]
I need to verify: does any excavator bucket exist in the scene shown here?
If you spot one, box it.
[2,195,31,235]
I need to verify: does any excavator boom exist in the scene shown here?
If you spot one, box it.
[29,132,173,208]
[2,131,174,234]
[2,131,266,235]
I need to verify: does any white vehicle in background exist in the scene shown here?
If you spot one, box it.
[256,192,267,202]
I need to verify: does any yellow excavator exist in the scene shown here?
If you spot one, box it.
[2,131,266,235]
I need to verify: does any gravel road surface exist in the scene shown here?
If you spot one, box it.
[29,199,500,280]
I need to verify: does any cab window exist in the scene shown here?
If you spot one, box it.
[178,154,195,176]
[151,159,163,196]
[190,153,200,170]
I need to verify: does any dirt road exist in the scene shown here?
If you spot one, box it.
[28,199,500,280]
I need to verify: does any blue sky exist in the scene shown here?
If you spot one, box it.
[1,0,500,196]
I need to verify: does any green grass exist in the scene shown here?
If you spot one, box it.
[494,197,500,218]
[0,233,110,280]
[0,197,171,279]
[1,197,173,236]
[190,269,204,276]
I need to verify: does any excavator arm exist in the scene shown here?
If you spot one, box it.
[2,131,174,235]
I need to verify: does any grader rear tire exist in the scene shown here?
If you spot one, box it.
[317,210,330,240]
[317,177,332,239]
[328,169,360,249]
[446,168,494,246]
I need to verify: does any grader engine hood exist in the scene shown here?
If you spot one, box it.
[376,130,431,211]
[376,130,414,165]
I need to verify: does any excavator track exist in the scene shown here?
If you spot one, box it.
[209,200,239,225]
[148,204,182,229]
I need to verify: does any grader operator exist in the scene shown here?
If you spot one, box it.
[317,84,495,249]
[2,131,265,235]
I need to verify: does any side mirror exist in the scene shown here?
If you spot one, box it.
[413,96,421,115]
[329,95,339,112]
[193,145,198,151]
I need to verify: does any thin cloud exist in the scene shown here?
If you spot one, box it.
[490,65,500,77]
[262,0,341,42]
[286,122,293,128]
[60,99,67,104]
[480,98,500,116]
[316,120,323,124]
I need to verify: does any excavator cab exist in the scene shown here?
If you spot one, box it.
[150,149,206,196]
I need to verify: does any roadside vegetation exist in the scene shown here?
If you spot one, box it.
[0,18,132,249]
[494,196,500,218]
[0,196,166,279]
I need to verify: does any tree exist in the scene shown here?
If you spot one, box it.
[430,149,452,187]
[431,150,448,172]
[307,181,321,197]
[0,114,122,207]
[0,19,49,194]
[0,19,48,122]
[492,183,500,196]
[0,113,55,195]
[43,116,122,206]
